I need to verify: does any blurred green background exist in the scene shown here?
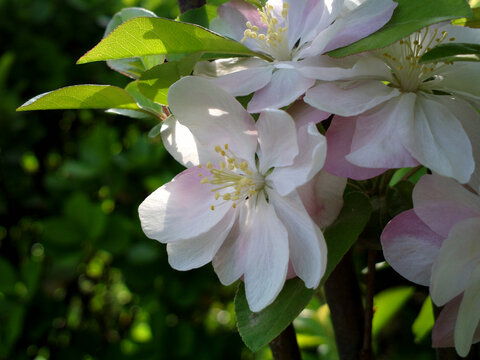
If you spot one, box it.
[0,0,438,359]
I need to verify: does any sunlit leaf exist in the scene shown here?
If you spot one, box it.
[412,296,435,343]
[329,0,473,58]
[235,192,372,352]
[372,286,415,337]
[419,43,480,63]
[17,85,139,111]
[77,17,261,64]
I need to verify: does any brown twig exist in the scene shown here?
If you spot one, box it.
[360,250,377,360]
[269,323,302,360]
[325,250,365,360]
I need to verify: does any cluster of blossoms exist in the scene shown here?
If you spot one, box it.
[137,0,480,355]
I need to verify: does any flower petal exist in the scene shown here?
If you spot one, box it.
[298,55,392,81]
[347,95,420,169]
[194,58,273,97]
[298,171,346,228]
[381,209,443,286]
[138,167,232,243]
[432,295,462,348]
[322,0,397,52]
[403,94,474,184]
[324,116,388,180]
[287,101,330,127]
[168,76,258,165]
[304,80,400,116]
[247,68,315,113]
[412,174,480,238]
[430,218,480,306]
[257,109,299,172]
[243,193,289,312]
[436,63,480,104]
[166,207,236,270]
[269,190,327,289]
[454,265,480,357]
[269,122,326,196]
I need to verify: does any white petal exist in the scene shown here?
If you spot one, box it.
[436,63,480,104]
[455,264,480,357]
[413,174,480,238]
[168,76,258,165]
[269,122,326,196]
[194,58,273,97]
[244,193,289,312]
[441,23,480,44]
[212,203,249,285]
[247,68,315,113]
[298,170,347,228]
[287,101,330,127]
[304,80,400,116]
[380,209,443,286]
[269,190,326,289]
[322,0,397,52]
[298,55,392,81]
[431,218,480,306]
[347,95,420,169]
[138,167,231,243]
[257,109,299,172]
[167,208,236,270]
[403,94,474,184]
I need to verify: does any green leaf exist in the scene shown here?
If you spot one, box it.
[137,53,202,105]
[419,42,480,63]
[329,0,473,58]
[105,7,165,78]
[178,4,218,28]
[235,278,315,352]
[64,193,106,240]
[321,191,372,282]
[77,17,262,64]
[125,81,165,115]
[412,296,435,343]
[234,192,372,352]
[372,286,415,337]
[17,85,139,111]
[42,218,84,247]
[0,258,17,293]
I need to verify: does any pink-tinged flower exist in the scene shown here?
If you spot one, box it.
[305,24,480,183]
[381,174,480,356]
[138,76,346,311]
[194,0,397,113]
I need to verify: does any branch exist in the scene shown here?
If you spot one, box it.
[269,323,302,360]
[177,0,206,14]
[360,250,377,360]
[325,250,365,360]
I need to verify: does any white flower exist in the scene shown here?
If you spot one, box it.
[194,0,397,113]
[138,76,345,311]
[305,24,480,183]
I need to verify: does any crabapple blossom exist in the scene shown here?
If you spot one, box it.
[194,0,397,112]
[305,23,480,183]
[381,174,480,356]
[138,76,346,312]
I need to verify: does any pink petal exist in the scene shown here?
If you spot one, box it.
[433,295,463,348]
[324,115,387,180]
[381,209,443,286]
[247,68,315,113]
[413,174,480,238]
[138,167,232,243]
[288,100,330,127]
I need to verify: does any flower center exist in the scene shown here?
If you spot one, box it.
[198,144,265,210]
[380,27,455,93]
[241,2,291,61]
